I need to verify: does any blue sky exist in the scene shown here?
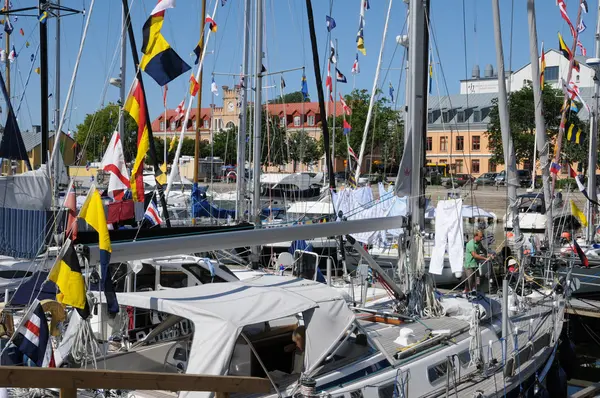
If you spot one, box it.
[5,0,596,133]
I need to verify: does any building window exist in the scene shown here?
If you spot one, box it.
[426,137,432,151]
[171,121,176,130]
[426,159,432,164]
[203,120,209,128]
[307,115,315,126]
[576,74,580,83]
[442,111,450,123]
[439,159,447,165]
[294,116,301,126]
[456,136,464,151]
[472,159,480,174]
[226,121,235,130]
[428,112,435,124]
[457,111,465,123]
[456,160,463,173]
[472,136,481,151]
[545,66,559,82]
[193,120,197,130]
[489,161,496,172]
[280,117,286,127]
[440,136,448,152]
[473,110,481,123]
[160,122,165,130]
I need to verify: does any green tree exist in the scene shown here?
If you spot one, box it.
[269,91,308,104]
[325,89,402,172]
[289,131,319,171]
[485,83,587,168]
[75,103,138,161]
[211,127,238,164]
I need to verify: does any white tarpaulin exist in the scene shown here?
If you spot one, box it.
[0,167,51,210]
[113,275,355,398]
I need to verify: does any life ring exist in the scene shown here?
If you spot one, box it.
[40,299,66,337]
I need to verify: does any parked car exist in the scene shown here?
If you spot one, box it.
[334,171,348,183]
[475,172,498,186]
[494,170,532,187]
[445,174,473,187]
[517,170,532,187]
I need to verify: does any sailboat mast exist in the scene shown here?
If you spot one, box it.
[40,0,49,165]
[193,0,206,189]
[492,0,521,241]
[586,3,600,244]
[121,0,171,227]
[119,3,127,144]
[305,0,335,190]
[4,0,8,98]
[54,0,60,135]
[407,0,429,231]
[236,0,251,222]
[332,39,338,173]
[526,0,552,243]
[252,0,264,225]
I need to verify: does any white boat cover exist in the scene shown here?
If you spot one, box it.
[113,275,354,398]
[0,167,51,210]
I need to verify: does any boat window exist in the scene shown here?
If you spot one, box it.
[427,360,448,383]
[518,196,545,214]
[378,383,400,398]
[457,350,471,366]
[0,271,32,279]
[159,270,188,288]
[173,347,188,361]
[182,264,227,284]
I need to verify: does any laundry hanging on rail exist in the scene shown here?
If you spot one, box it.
[429,199,464,275]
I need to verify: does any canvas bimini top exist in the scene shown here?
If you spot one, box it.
[114,275,355,390]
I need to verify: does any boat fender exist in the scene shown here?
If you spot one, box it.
[546,363,567,398]
[558,337,576,380]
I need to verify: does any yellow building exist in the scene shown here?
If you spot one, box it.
[0,130,84,175]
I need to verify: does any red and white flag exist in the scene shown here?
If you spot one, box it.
[339,93,351,115]
[326,63,333,102]
[175,99,185,119]
[348,145,359,162]
[577,40,587,56]
[101,131,130,200]
[557,0,577,37]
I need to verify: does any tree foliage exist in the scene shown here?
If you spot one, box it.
[325,89,402,172]
[75,103,138,161]
[152,137,208,164]
[485,83,587,169]
[289,130,320,169]
[269,91,308,104]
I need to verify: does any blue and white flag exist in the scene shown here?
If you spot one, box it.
[326,15,336,32]
[144,200,163,226]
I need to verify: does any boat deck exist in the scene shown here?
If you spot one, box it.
[427,294,563,397]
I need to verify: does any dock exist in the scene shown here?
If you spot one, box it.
[566,297,600,319]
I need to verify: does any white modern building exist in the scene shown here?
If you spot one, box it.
[460,49,595,96]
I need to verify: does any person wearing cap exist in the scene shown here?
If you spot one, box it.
[464,230,493,293]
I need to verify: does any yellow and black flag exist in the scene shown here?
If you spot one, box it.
[567,123,583,144]
[140,0,191,86]
[558,32,580,72]
[49,240,87,311]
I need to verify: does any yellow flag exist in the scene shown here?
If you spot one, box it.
[49,241,86,309]
[79,186,111,253]
[156,163,168,185]
[570,200,588,228]
[168,136,178,152]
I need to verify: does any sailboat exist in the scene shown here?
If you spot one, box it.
[41,1,571,398]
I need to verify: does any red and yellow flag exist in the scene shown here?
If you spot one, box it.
[124,78,149,202]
